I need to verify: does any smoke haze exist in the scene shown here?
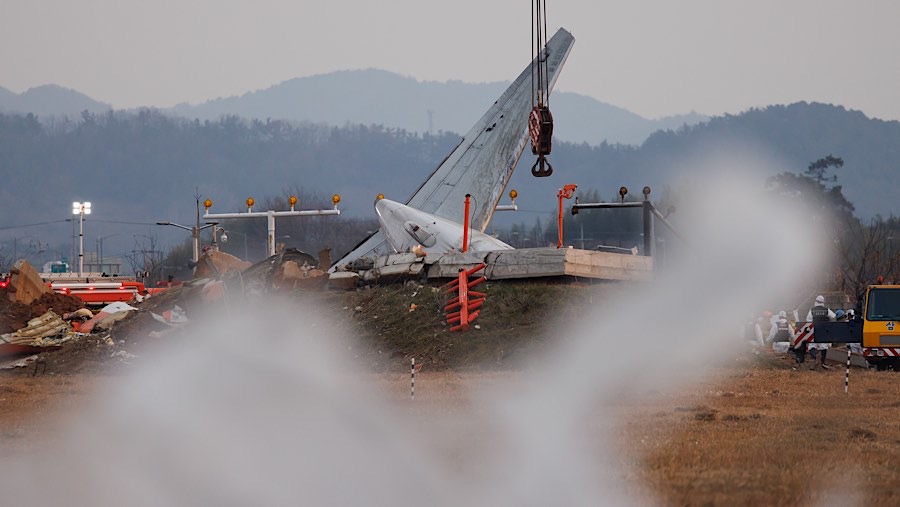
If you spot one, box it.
[0,156,827,505]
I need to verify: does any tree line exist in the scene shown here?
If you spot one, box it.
[1,102,898,284]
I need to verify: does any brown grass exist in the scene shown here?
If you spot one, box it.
[7,280,900,504]
[612,350,900,506]
[363,350,900,506]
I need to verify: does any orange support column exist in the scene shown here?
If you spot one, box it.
[462,194,471,253]
[557,184,577,248]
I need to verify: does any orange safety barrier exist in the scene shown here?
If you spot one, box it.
[50,280,147,305]
[443,263,486,332]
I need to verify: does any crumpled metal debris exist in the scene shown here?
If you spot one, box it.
[1,310,70,346]
[79,302,139,334]
[232,248,326,295]
[151,305,189,326]
[0,354,39,369]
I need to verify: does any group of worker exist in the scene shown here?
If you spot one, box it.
[743,294,857,370]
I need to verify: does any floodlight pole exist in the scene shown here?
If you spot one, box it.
[72,201,92,278]
[79,213,84,276]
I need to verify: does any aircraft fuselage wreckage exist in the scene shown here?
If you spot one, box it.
[332,28,575,270]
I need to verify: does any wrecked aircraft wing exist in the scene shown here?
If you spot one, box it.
[332,28,575,270]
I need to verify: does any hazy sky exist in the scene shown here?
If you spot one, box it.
[2,0,898,120]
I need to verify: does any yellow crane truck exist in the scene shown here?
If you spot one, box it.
[813,285,900,370]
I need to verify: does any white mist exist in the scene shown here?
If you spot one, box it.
[0,160,828,506]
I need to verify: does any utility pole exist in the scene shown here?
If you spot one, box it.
[157,193,217,264]
[157,220,217,264]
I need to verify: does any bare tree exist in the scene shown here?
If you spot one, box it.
[125,233,164,284]
[837,217,900,299]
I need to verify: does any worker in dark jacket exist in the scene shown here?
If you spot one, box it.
[806,294,836,370]
[768,310,794,344]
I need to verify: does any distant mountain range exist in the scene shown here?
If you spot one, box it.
[0,84,111,118]
[2,73,897,265]
[0,70,707,145]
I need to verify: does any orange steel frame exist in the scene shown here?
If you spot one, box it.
[444,263,487,332]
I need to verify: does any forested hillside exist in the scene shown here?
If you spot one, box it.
[0,101,897,258]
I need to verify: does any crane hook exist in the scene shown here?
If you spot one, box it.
[531,155,553,177]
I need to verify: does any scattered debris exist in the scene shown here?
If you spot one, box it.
[1,310,69,345]
[151,305,188,326]
[80,302,139,334]
[63,308,94,332]
[360,253,425,284]
[318,248,332,270]
[200,279,226,302]
[63,308,94,321]
[237,248,325,295]
[277,260,327,290]
[0,354,39,370]
[0,287,86,334]
[328,271,360,290]
[193,250,252,279]
[7,259,50,305]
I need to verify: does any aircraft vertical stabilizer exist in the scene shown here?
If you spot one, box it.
[333,28,575,269]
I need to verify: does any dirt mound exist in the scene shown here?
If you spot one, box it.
[0,289,85,334]
[2,295,180,377]
[339,279,613,371]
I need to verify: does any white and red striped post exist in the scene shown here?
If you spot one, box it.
[845,348,851,394]
[411,357,415,400]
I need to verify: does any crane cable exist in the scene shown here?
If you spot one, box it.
[531,0,550,109]
[529,0,554,177]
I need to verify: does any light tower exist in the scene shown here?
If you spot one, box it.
[72,201,92,277]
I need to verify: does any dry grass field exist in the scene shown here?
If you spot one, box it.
[4,282,900,505]
[363,349,900,506]
[3,346,900,505]
[622,353,900,506]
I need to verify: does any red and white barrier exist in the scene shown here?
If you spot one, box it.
[793,322,814,348]
[863,348,900,358]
